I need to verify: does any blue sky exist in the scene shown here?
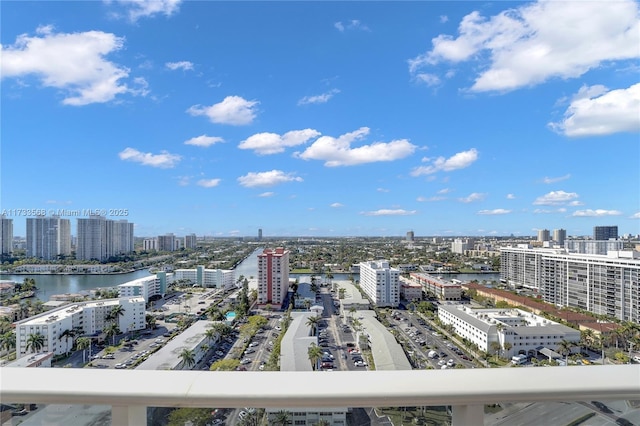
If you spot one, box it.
[1,0,639,238]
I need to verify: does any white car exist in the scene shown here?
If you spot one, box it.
[238,411,247,419]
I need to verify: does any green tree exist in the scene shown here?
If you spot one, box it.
[209,358,240,371]
[307,343,323,371]
[167,408,212,426]
[273,410,291,426]
[104,322,121,346]
[489,341,501,362]
[305,316,321,336]
[26,332,45,353]
[557,339,575,365]
[0,330,16,353]
[313,420,331,426]
[76,337,91,363]
[179,348,196,369]
[58,328,77,355]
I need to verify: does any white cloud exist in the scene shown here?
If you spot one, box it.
[258,192,275,198]
[417,196,446,202]
[295,127,416,167]
[334,20,370,32]
[439,15,449,24]
[166,61,193,71]
[572,209,622,217]
[478,209,511,215]
[377,188,390,193]
[414,73,441,87]
[187,96,259,125]
[330,203,344,208]
[506,193,516,199]
[1,26,132,105]
[237,170,303,188]
[437,188,451,194]
[111,0,182,22]
[298,89,340,105]
[549,83,640,137]
[184,135,224,147]
[631,212,640,219]
[411,148,478,176]
[118,147,181,168]
[360,209,417,216]
[542,174,571,184]
[534,208,566,214]
[176,176,190,186]
[533,190,579,205]
[197,178,221,188]
[408,0,640,92]
[239,129,320,155]
[459,192,486,203]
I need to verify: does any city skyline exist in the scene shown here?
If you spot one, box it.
[2,1,639,238]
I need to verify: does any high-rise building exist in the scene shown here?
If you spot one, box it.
[500,245,639,323]
[76,216,134,261]
[451,238,474,254]
[594,226,618,241]
[26,216,71,260]
[258,228,263,241]
[157,233,176,252]
[143,238,157,251]
[552,229,566,245]
[0,215,13,255]
[565,239,623,255]
[184,233,197,250]
[257,247,290,307]
[359,260,400,307]
[537,229,550,242]
[406,230,414,242]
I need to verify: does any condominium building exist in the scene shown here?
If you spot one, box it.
[500,245,640,323]
[553,229,566,246]
[451,238,474,254]
[26,216,71,260]
[143,238,157,251]
[257,247,290,307]
[594,226,618,241]
[174,266,235,289]
[0,215,13,255]
[184,233,197,250]
[565,239,624,255]
[118,272,169,303]
[438,305,580,359]
[76,216,134,261]
[15,297,145,357]
[408,273,461,300]
[359,260,400,307]
[537,229,550,242]
[157,234,177,252]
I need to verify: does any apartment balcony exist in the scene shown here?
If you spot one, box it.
[2,365,639,426]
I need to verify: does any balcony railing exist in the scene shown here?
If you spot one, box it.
[1,365,639,426]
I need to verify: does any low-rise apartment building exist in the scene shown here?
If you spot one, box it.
[409,273,461,301]
[438,305,580,359]
[174,265,235,289]
[15,297,145,358]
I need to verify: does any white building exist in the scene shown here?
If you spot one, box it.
[408,273,461,301]
[184,233,197,250]
[118,273,169,303]
[451,238,474,254]
[76,216,134,261]
[500,246,640,323]
[438,305,580,359]
[564,239,624,255]
[359,260,399,307]
[15,297,145,358]
[26,216,71,260]
[257,247,290,307]
[174,266,235,289]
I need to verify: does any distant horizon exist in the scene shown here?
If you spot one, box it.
[2,1,638,239]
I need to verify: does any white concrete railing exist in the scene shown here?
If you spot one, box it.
[1,365,639,426]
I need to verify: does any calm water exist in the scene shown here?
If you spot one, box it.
[0,269,154,301]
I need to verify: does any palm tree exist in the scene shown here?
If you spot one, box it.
[273,410,291,426]
[58,328,77,355]
[307,343,323,371]
[489,341,501,362]
[205,328,218,345]
[0,330,16,353]
[306,316,321,336]
[179,348,196,369]
[26,333,45,353]
[110,304,125,326]
[557,339,575,366]
[206,305,224,321]
[313,420,331,426]
[76,337,91,363]
[104,322,121,346]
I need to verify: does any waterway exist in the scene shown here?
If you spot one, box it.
[0,270,154,302]
[1,246,500,302]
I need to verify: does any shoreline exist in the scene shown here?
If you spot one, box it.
[0,267,152,277]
